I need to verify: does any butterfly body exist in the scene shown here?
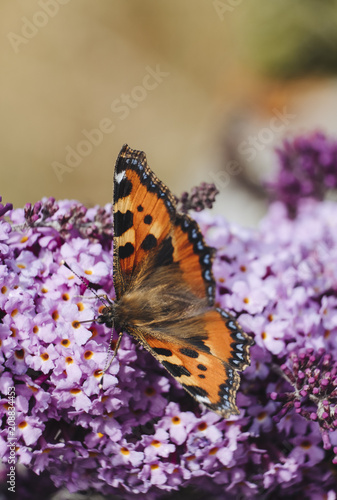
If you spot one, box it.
[98,145,253,417]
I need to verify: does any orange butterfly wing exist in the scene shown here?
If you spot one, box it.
[172,213,215,305]
[111,144,252,417]
[131,306,251,416]
[113,144,175,299]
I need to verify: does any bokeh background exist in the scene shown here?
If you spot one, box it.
[2,1,337,226]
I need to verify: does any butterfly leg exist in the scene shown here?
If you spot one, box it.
[102,329,124,374]
[73,294,110,300]
[102,294,114,305]
[99,330,124,390]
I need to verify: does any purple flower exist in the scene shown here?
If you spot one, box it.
[263,457,298,490]
[268,131,337,217]
[16,417,44,446]
[239,314,287,355]
[0,196,13,218]
[159,402,198,445]
[248,401,277,435]
[289,425,325,467]
[142,428,176,461]
[175,182,219,213]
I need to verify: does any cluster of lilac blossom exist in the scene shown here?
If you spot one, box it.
[1,147,337,499]
[175,182,219,214]
[268,131,337,217]
[24,197,113,243]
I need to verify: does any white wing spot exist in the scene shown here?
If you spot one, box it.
[196,395,211,405]
[115,171,126,184]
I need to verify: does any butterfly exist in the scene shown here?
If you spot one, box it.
[96,144,253,417]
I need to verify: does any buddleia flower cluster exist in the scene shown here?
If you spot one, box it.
[175,182,219,214]
[268,131,337,217]
[1,132,337,499]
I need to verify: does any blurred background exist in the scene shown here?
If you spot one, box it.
[2,0,337,227]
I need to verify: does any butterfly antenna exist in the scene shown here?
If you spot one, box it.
[73,319,96,326]
[61,260,110,308]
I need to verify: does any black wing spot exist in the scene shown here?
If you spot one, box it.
[144,214,153,225]
[155,237,174,266]
[188,337,211,354]
[114,177,132,201]
[197,364,207,371]
[141,234,157,251]
[162,361,191,378]
[137,205,144,212]
[153,347,172,357]
[119,243,134,259]
[198,374,206,379]
[179,347,199,359]
[114,210,133,237]
[183,384,209,398]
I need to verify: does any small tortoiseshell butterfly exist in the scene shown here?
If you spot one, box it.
[97,144,252,417]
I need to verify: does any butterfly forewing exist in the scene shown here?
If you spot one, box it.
[172,213,215,305]
[113,145,176,297]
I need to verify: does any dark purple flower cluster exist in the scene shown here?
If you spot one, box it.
[24,197,113,243]
[175,182,219,213]
[268,131,337,217]
[271,348,337,460]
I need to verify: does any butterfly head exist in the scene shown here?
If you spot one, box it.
[97,305,115,329]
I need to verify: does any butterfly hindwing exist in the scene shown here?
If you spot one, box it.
[128,307,251,416]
